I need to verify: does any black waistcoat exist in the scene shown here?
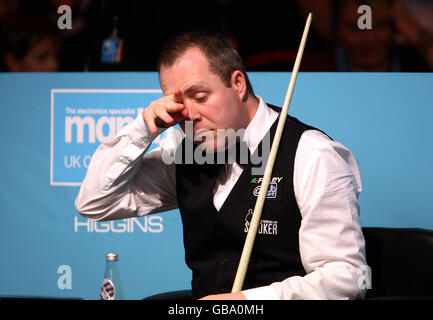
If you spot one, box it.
[175,104,324,299]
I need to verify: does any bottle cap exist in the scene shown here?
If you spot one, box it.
[106,253,118,261]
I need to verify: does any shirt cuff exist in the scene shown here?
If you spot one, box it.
[127,114,166,148]
[242,285,280,300]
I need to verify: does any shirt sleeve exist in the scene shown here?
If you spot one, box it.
[75,115,181,221]
[242,130,368,300]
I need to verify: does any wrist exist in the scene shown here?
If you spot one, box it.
[131,114,165,147]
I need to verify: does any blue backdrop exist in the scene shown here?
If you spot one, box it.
[0,72,432,300]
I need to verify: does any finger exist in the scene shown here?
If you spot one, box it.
[181,107,189,119]
[173,89,183,103]
[143,111,158,134]
[171,109,188,123]
[155,108,175,125]
[165,100,185,113]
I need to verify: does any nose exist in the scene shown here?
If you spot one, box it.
[184,101,201,122]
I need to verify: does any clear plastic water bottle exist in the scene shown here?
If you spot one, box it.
[99,253,124,300]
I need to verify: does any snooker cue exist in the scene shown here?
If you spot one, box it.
[231,12,313,293]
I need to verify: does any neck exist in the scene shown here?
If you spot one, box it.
[243,94,260,127]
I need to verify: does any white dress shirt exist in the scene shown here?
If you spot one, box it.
[76,97,367,300]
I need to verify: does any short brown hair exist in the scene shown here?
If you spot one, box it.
[158,31,254,95]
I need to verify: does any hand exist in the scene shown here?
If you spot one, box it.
[198,292,246,300]
[142,90,189,134]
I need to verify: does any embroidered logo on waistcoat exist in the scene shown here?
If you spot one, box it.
[244,209,278,235]
[248,176,283,201]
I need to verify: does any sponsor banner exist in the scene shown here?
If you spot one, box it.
[73,216,164,233]
[50,89,162,186]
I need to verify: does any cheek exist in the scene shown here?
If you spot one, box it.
[340,29,361,49]
[209,94,238,126]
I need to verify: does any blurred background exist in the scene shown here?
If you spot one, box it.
[1,0,432,73]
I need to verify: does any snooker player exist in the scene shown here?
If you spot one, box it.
[75,31,368,300]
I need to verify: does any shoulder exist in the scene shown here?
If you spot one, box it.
[297,129,357,168]
[295,129,362,194]
[298,129,357,166]
[299,129,334,152]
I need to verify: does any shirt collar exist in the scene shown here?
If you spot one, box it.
[243,96,279,155]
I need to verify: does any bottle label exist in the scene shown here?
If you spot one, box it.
[100,277,116,300]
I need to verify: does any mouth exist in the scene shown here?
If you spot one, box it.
[181,120,214,135]
[193,128,215,142]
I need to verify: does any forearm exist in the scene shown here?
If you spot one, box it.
[242,262,366,300]
[76,91,188,220]
[75,115,174,221]
[240,131,368,300]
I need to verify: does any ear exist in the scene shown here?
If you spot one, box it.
[230,70,247,102]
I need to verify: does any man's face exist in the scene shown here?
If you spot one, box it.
[14,37,59,72]
[337,2,393,71]
[159,47,245,151]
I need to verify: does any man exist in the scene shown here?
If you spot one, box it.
[2,30,60,72]
[333,0,433,71]
[76,32,368,300]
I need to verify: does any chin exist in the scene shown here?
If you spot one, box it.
[195,138,225,153]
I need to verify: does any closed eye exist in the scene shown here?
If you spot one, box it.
[194,92,208,103]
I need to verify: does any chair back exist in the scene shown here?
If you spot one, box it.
[363,227,433,299]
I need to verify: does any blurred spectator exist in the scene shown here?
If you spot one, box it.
[287,0,433,72]
[333,0,396,71]
[332,0,433,71]
[2,29,60,72]
[1,0,432,72]
[393,0,433,71]
[0,0,93,71]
